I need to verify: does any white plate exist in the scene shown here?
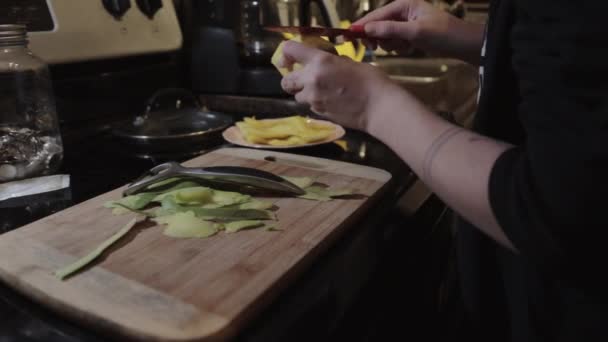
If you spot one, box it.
[222,118,346,149]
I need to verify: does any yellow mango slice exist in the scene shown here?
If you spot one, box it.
[267,136,306,146]
[153,186,213,204]
[271,35,338,76]
[237,115,335,146]
[154,211,220,239]
[153,186,250,208]
[175,187,214,204]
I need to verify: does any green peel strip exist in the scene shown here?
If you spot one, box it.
[224,220,264,233]
[54,217,140,280]
[298,186,354,202]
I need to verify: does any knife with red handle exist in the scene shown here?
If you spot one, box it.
[264,24,367,39]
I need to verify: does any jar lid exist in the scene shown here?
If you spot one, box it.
[0,24,27,45]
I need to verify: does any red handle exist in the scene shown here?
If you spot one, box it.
[349,24,365,33]
[346,24,367,39]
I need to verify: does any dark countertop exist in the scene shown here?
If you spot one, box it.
[0,126,418,341]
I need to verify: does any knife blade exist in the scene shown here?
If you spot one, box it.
[264,25,367,39]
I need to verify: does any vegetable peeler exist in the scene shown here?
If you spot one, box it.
[123,162,305,197]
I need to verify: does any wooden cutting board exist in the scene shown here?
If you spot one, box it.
[0,147,391,341]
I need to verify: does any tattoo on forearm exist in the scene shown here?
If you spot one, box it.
[422,127,466,182]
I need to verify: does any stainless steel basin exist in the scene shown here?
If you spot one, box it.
[372,57,456,78]
[371,57,479,125]
[372,58,480,218]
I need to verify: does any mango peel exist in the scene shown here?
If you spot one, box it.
[55,176,360,281]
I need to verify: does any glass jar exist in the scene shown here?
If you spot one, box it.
[238,0,284,67]
[0,24,63,183]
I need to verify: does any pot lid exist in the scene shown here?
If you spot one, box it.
[111,88,233,142]
[112,108,232,141]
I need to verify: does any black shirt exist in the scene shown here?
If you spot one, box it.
[457,1,608,341]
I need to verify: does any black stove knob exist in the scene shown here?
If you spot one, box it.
[136,0,163,19]
[102,0,132,18]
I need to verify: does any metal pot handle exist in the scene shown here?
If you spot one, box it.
[134,88,201,127]
[144,87,202,114]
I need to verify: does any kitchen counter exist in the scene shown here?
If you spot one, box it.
[0,126,418,341]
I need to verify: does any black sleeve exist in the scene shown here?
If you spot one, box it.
[488,1,608,284]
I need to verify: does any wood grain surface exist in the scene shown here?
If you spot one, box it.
[0,148,391,341]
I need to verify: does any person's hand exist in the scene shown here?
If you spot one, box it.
[278,41,395,131]
[353,0,479,61]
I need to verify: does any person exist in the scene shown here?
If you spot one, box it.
[277,0,608,341]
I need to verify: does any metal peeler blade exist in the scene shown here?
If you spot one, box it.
[123,162,305,197]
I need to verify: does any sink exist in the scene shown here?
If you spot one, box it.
[370,57,479,125]
[372,57,456,78]
[371,58,480,218]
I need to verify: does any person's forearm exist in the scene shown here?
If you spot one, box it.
[440,18,485,65]
[367,83,516,251]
